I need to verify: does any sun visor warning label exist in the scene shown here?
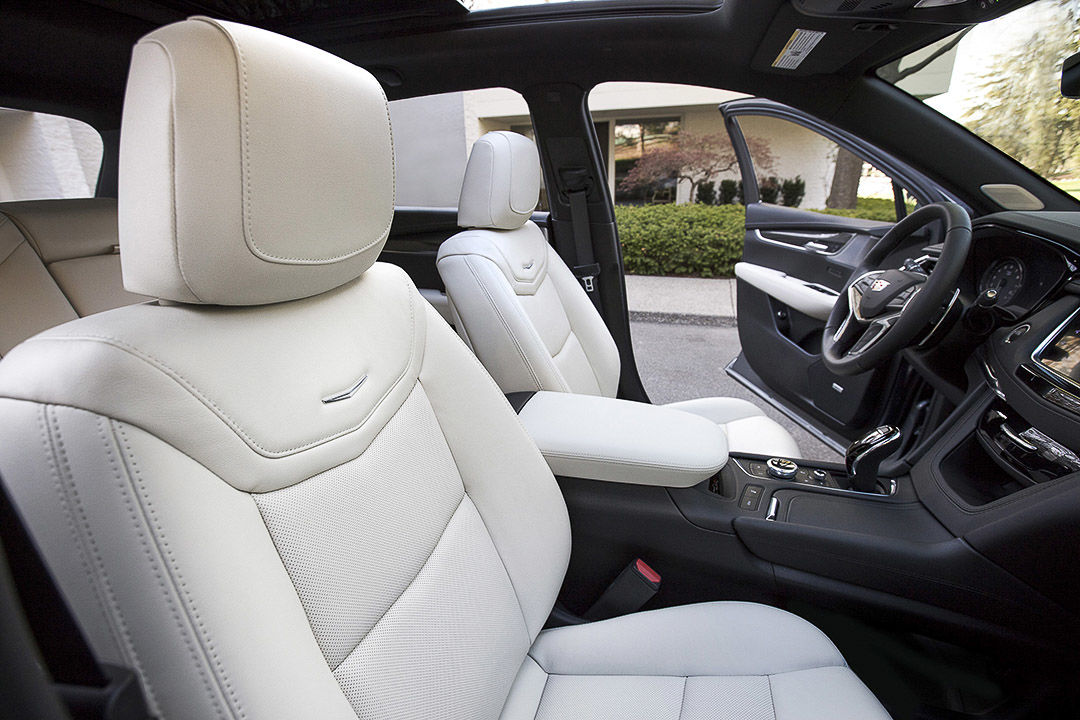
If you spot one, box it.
[772,29,826,70]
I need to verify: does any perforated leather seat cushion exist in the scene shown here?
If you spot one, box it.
[502,602,890,720]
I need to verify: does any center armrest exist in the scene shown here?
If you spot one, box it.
[516,391,728,487]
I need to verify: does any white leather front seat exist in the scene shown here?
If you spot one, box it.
[437,131,801,458]
[0,18,888,720]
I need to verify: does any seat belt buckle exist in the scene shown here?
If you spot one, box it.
[573,263,601,293]
[583,558,661,621]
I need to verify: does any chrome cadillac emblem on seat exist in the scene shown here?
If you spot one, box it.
[870,279,891,292]
[322,374,368,404]
[522,260,535,270]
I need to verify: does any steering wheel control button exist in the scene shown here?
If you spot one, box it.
[766,457,797,479]
[740,484,765,511]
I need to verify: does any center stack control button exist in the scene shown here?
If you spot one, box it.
[766,457,797,480]
[740,484,764,511]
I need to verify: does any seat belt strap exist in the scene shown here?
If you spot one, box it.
[566,186,602,304]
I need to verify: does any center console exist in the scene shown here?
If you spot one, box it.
[513,382,1079,655]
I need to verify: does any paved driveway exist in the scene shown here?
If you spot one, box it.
[629,320,840,463]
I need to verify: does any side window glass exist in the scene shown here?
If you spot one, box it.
[738,115,915,222]
[0,108,103,201]
[387,88,545,210]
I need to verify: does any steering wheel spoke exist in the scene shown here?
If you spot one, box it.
[848,314,900,356]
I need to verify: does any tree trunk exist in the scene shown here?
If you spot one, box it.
[827,148,863,209]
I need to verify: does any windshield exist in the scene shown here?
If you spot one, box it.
[879,0,1080,199]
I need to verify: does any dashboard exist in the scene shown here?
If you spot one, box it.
[963,223,1073,320]
[969,213,1080,469]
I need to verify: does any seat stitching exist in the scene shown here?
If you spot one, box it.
[422,303,564,470]
[767,674,778,720]
[40,404,102,616]
[532,671,550,720]
[1,211,45,259]
[21,277,419,457]
[111,420,237,720]
[199,19,392,265]
[419,378,537,638]
[328,493,468,673]
[0,219,27,265]
[462,255,549,391]
[46,408,164,711]
[549,327,574,358]
[545,250,609,394]
[676,676,688,720]
[42,407,135,677]
[40,406,152,701]
[139,39,205,304]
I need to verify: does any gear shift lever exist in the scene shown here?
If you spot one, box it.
[845,426,901,493]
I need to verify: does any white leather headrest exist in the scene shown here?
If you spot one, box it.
[118,17,395,305]
[458,131,540,231]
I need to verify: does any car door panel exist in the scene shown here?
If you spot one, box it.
[734,203,893,439]
[720,101,952,444]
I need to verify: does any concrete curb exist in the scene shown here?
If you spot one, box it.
[629,310,737,327]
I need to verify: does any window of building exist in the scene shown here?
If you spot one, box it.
[612,118,682,204]
[588,82,749,205]
[0,108,103,201]
[388,87,540,209]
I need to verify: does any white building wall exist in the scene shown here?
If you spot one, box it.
[388,92,470,208]
[737,115,838,210]
[380,83,863,211]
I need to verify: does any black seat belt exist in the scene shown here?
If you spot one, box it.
[561,168,602,308]
[0,478,151,719]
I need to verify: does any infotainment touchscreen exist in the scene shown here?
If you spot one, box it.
[1037,321,1080,387]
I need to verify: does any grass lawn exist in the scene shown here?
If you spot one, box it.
[1052,177,1080,201]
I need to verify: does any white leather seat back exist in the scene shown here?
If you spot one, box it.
[0,198,146,356]
[0,18,569,719]
[438,132,621,396]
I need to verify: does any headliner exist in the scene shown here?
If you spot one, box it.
[0,0,1021,129]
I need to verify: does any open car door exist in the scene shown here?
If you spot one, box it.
[720,99,954,451]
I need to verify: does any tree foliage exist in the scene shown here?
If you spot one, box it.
[963,0,1080,177]
[618,131,775,202]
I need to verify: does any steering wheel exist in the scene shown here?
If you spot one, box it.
[822,203,971,376]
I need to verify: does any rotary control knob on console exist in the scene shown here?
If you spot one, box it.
[766,457,797,480]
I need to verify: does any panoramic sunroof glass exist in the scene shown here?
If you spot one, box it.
[877,0,1080,196]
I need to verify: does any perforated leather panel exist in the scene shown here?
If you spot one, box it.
[255,383,531,718]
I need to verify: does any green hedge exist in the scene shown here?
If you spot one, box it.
[811,197,911,222]
[616,198,905,277]
[615,203,745,278]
